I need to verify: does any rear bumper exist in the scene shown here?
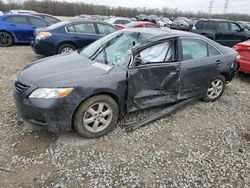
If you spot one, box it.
[239,58,250,73]
[31,39,57,56]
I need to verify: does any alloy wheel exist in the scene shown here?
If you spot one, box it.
[83,102,113,133]
[61,47,74,54]
[0,32,13,47]
[207,79,224,99]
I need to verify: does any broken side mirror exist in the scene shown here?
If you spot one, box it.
[133,55,143,66]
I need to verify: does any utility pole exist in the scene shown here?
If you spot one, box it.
[224,0,229,13]
[208,0,214,14]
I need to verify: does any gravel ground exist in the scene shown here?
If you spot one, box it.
[0,45,249,187]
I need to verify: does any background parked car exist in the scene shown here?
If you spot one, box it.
[233,40,250,74]
[105,17,132,29]
[0,11,3,15]
[157,17,172,27]
[14,28,238,138]
[32,20,117,56]
[31,13,61,24]
[124,21,160,29]
[0,14,51,47]
[170,17,191,31]
[136,14,148,21]
[9,10,37,14]
[193,19,250,47]
[147,15,159,23]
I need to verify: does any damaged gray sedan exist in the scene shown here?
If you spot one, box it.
[14,28,239,138]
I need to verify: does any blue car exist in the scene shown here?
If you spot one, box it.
[31,20,118,56]
[0,14,51,47]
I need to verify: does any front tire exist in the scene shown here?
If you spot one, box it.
[203,75,226,102]
[57,44,76,54]
[0,31,13,47]
[74,95,119,138]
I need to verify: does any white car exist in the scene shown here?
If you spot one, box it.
[157,17,172,27]
[0,11,3,15]
[9,10,37,14]
[105,17,132,26]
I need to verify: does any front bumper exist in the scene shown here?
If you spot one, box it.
[31,39,57,56]
[13,77,79,132]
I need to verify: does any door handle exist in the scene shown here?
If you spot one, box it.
[9,24,16,26]
[215,60,222,64]
[72,36,78,39]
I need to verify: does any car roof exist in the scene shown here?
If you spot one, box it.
[0,13,50,21]
[123,28,205,40]
[198,19,238,23]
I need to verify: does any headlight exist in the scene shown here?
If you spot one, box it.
[36,32,52,40]
[29,88,73,99]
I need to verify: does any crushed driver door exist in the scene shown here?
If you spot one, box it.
[127,38,181,112]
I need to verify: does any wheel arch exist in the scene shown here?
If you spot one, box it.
[71,91,123,130]
[0,30,16,43]
[56,41,78,53]
[220,72,231,82]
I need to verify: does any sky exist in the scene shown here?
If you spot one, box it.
[67,0,250,14]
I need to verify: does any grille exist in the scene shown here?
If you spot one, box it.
[15,81,29,94]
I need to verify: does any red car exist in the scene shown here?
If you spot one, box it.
[117,21,160,29]
[233,40,250,73]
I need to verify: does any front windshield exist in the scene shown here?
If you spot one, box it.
[80,30,147,65]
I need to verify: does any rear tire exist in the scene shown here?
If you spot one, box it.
[0,31,13,47]
[203,75,226,102]
[74,95,119,138]
[57,44,76,54]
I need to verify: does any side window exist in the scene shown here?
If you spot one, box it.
[114,20,123,25]
[218,22,230,31]
[181,38,208,61]
[208,44,221,56]
[29,17,48,27]
[139,40,175,64]
[97,24,116,35]
[230,23,241,32]
[74,23,96,34]
[207,21,216,30]
[44,16,59,24]
[66,25,75,33]
[123,20,131,25]
[6,16,29,25]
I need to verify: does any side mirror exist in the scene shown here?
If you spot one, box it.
[133,55,142,66]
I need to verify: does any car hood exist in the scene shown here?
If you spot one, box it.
[20,52,113,87]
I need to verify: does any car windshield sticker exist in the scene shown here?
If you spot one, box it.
[92,62,112,71]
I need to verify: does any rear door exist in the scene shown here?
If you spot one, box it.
[5,16,33,42]
[70,23,101,48]
[179,37,224,98]
[127,38,181,112]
